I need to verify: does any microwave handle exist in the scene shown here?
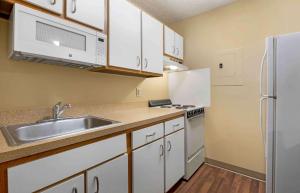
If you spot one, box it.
[71,0,77,13]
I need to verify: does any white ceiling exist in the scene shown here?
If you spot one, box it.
[129,0,237,23]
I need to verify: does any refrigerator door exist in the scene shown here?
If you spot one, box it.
[168,68,211,107]
[274,32,300,193]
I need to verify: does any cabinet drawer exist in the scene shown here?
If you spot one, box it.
[164,117,185,135]
[25,0,63,14]
[8,134,126,193]
[40,174,84,193]
[132,123,164,149]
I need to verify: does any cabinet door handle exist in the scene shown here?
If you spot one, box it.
[71,0,77,13]
[144,58,148,68]
[50,0,56,5]
[72,187,78,193]
[94,176,100,193]
[173,46,176,54]
[173,123,180,128]
[160,144,164,157]
[167,141,172,151]
[137,56,141,67]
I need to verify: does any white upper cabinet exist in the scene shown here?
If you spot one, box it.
[165,129,185,192]
[175,33,184,60]
[25,0,63,14]
[142,12,163,74]
[164,26,184,60]
[164,25,175,57]
[109,0,142,71]
[86,154,128,193]
[66,0,105,30]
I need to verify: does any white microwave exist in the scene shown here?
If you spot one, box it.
[9,4,107,69]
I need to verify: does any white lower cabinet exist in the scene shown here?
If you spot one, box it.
[7,134,126,193]
[86,154,128,193]
[40,175,84,193]
[133,138,165,193]
[165,129,185,192]
[132,118,185,193]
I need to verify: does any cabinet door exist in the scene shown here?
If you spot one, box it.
[86,154,128,193]
[164,25,175,57]
[66,0,105,30]
[109,0,142,71]
[25,0,63,14]
[175,33,184,60]
[40,175,84,193]
[165,129,185,192]
[142,12,163,74]
[133,139,164,193]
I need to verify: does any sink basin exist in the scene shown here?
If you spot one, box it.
[1,116,120,146]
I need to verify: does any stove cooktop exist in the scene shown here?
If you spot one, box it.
[149,99,205,119]
[149,99,201,110]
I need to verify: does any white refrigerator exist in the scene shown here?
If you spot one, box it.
[261,33,300,193]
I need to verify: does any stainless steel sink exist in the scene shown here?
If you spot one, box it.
[1,116,120,146]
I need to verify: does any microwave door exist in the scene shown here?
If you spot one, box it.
[13,4,98,66]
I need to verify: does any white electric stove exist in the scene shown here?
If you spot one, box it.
[149,99,205,180]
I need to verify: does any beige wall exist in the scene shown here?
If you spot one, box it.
[171,0,300,174]
[0,18,168,110]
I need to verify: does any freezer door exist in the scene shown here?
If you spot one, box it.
[274,32,300,193]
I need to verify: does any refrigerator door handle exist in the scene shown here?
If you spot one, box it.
[260,49,268,97]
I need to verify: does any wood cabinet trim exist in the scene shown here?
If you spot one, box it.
[91,66,163,78]
[164,53,184,63]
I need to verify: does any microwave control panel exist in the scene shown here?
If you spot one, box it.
[96,33,107,66]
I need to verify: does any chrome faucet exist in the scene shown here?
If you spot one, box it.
[52,102,72,120]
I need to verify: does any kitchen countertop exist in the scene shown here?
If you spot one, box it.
[0,103,184,164]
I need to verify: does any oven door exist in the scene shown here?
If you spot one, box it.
[185,114,205,160]
[13,4,99,66]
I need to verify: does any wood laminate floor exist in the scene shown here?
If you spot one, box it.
[168,164,265,193]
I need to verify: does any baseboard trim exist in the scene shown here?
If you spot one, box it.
[205,158,266,181]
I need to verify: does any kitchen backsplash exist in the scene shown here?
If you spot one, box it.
[0,19,168,111]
